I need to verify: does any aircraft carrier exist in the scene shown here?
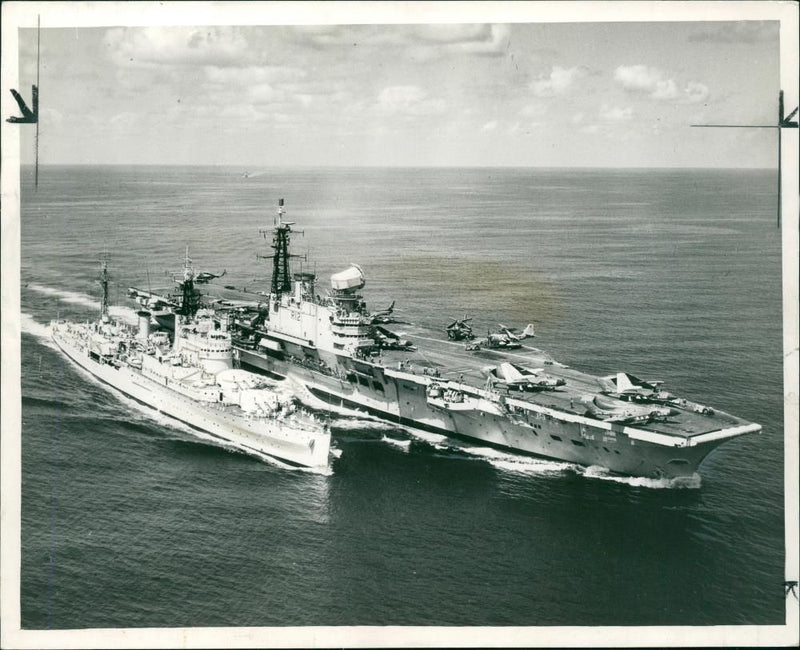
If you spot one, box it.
[130,200,761,479]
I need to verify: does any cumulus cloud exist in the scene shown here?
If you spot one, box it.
[688,21,778,43]
[530,66,586,97]
[109,111,139,128]
[684,81,710,103]
[437,24,510,57]
[519,102,546,118]
[203,65,306,86]
[412,24,493,44]
[614,65,709,103]
[599,104,634,121]
[579,124,604,135]
[377,85,445,115]
[614,65,661,92]
[481,120,498,131]
[104,27,249,68]
[290,23,510,58]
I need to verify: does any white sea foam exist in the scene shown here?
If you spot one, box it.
[330,417,400,432]
[381,435,411,451]
[434,441,700,487]
[459,446,577,475]
[581,465,702,489]
[20,312,57,348]
[27,283,138,324]
[409,430,449,446]
[28,282,100,309]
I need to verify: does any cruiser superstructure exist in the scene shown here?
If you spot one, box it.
[220,199,760,479]
[52,255,331,469]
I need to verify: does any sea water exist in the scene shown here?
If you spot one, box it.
[17,165,784,627]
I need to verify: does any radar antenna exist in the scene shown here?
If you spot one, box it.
[692,90,798,228]
[258,198,306,296]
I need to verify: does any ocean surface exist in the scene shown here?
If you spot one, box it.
[17,165,784,629]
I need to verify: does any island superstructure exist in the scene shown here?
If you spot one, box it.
[52,254,331,469]
[131,199,761,479]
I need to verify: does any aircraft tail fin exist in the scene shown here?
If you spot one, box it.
[521,323,536,338]
[597,376,617,393]
[616,372,637,393]
[498,362,524,382]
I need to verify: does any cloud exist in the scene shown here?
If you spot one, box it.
[688,21,778,43]
[481,120,498,131]
[651,79,679,100]
[218,104,269,122]
[109,111,139,128]
[412,24,494,44]
[614,65,709,103]
[530,66,586,97]
[614,65,662,93]
[104,27,249,68]
[290,23,510,58]
[247,83,281,104]
[684,81,710,104]
[435,24,510,57]
[203,65,306,86]
[377,85,445,115]
[599,104,634,121]
[519,102,546,118]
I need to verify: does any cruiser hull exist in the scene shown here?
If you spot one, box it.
[52,329,330,468]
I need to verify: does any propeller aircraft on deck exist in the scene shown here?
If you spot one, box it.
[445,316,475,341]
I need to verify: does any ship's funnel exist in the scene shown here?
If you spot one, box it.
[137,310,151,341]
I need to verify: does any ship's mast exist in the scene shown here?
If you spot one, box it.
[258,199,304,297]
[176,246,201,319]
[98,254,110,321]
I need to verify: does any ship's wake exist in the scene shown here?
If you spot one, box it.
[408,435,702,488]
[580,465,702,489]
[27,283,137,323]
[381,435,412,451]
[459,446,577,475]
[20,312,57,349]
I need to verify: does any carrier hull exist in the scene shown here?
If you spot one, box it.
[236,342,752,479]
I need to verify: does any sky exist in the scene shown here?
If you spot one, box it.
[13,19,783,167]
